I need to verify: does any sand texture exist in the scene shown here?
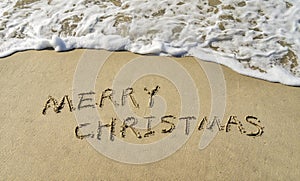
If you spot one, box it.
[0,50,299,180]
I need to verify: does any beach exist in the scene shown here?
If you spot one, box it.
[0,49,299,180]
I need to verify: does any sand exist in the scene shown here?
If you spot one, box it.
[0,49,299,180]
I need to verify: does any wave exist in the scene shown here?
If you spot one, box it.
[0,0,300,85]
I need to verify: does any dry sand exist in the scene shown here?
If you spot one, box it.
[0,49,299,180]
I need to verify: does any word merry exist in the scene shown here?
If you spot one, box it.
[42,86,161,115]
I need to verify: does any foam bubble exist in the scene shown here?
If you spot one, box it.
[0,0,300,85]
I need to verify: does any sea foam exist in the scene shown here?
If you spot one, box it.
[0,0,300,85]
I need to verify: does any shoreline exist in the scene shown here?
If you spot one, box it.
[2,47,299,87]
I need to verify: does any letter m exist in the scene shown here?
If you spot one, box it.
[42,95,74,115]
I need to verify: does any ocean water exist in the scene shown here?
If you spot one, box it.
[0,0,300,85]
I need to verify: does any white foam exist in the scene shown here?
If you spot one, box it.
[0,0,300,85]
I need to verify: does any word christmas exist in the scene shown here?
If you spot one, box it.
[73,115,264,141]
